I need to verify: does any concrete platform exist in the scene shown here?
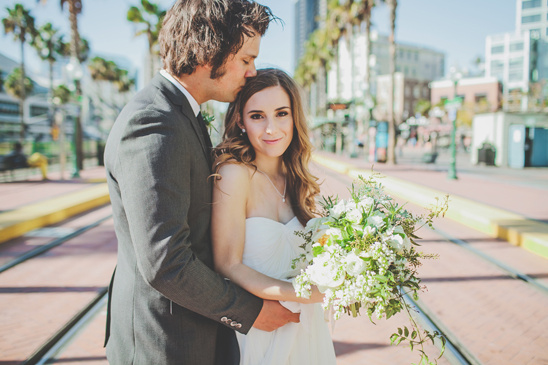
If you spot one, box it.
[0,166,110,244]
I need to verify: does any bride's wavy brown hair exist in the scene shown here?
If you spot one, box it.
[213,68,320,225]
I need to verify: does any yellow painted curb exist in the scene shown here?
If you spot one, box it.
[312,154,548,259]
[0,183,111,244]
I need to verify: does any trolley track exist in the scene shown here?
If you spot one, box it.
[0,214,112,274]
[0,205,116,364]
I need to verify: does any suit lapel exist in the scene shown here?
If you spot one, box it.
[152,74,212,166]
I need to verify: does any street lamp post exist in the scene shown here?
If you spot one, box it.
[447,68,461,180]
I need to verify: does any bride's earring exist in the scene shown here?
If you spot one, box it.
[241,128,246,133]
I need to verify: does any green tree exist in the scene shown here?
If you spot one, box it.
[88,56,135,124]
[57,34,90,63]
[31,22,64,112]
[38,0,86,170]
[127,0,166,80]
[52,84,72,105]
[414,99,431,117]
[114,68,136,93]
[2,3,37,141]
[88,56,119,82]
[5,67,34,100]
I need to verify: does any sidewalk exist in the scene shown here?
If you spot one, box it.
[312,148,548,259]
[0,166,109,244]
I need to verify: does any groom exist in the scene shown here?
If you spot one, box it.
[103,1,299,364]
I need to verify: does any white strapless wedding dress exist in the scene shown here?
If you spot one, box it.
[236,216,336,365]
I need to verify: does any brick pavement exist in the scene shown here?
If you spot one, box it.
[2,153,547,364]
[0,215,116,364]
[315,163,548,365]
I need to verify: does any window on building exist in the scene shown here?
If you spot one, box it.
[530,29,541,39]
[509,57,524,68]
[509,70,523,82]
[522,0,541,9]
[522,14,541,23]
[491,60,505,72]
[30,105,49,117]
[0,101,20,116]
[491,45,505,54]
[474,94,487,103]
[509,42,524,52]
[413,86,420,98]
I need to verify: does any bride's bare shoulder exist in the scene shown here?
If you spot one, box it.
[214,160,253,188]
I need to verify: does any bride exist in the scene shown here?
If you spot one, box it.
[211,68,336,365]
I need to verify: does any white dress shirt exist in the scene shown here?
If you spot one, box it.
[160,69,200,117]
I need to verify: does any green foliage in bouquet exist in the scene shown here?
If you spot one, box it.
[292,174,449,364]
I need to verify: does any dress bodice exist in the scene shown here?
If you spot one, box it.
[237,216,337,365]
[243,216,305,281]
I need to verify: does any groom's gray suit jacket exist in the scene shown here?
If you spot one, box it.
[104,73,263,364]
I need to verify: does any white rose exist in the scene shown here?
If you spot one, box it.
[346,208,362,224]
[363,225,375,237]
[305,216,329,232]
[393,226,405,235]
[326,227,343,240]
[344,251,366,276]
[330,200,347,219]
[367,213,384,228]
[358,197,374,210]
[307,253,345,291]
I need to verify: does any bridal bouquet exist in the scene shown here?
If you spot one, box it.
[292,174,448,364]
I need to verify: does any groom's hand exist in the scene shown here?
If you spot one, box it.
[252,300,300,332]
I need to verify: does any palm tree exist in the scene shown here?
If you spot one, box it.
[381,0,398,164]
[127,0,166,81]
[295,27,334,117]
[61,0,84,171]
[88,56,135,124]
[5,67,34,100]
[2,3,37,141]
[31,22,63,117]
[114,68,136,94]
[88,56,119,82]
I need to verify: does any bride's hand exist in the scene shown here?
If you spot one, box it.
[308,285,324,303]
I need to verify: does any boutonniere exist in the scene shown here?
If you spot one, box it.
[201,110,218,134]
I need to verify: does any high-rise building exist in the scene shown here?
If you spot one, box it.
[294,0,326,69]
[516,0,548,39]
[485,0,548,111]
[327,30,444,101]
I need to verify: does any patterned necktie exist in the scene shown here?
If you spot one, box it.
[197,112,213,149]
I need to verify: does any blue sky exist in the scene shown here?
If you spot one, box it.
[1,0,516,88]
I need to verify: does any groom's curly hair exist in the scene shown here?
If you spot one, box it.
[159,0,276,79]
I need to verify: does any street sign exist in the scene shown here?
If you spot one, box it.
[444,97,463,109]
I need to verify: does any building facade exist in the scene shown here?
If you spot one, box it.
[430,77,502,113]
[374,72,431,124]
[516,0,548,39]
[485,0,548,111]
